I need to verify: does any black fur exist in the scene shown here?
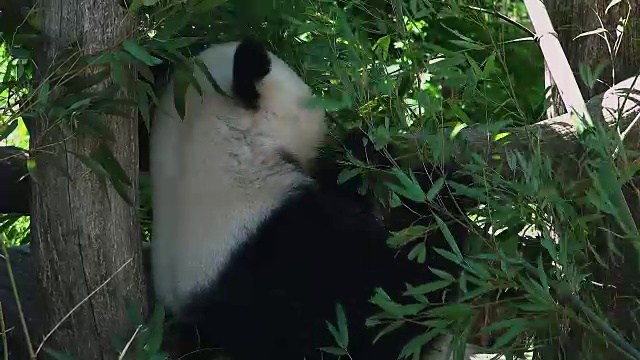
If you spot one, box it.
[177,181,468,360]
[166,131,472,360]
[232,37,272,110]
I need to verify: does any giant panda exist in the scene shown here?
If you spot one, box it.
[150,37,482,360]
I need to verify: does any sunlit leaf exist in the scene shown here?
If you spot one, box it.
[26,158,39,184]
[605,0,622,14]
[574,28,607,40]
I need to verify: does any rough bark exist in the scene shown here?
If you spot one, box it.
[28,0,147,358]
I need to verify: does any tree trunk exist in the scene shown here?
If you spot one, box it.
[544,0,640,357]
[29,0,147,358]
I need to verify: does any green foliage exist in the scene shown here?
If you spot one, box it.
[0,215,29,246]
[0,42,31,246]
[321,304,351,357]
[2,0,639,359]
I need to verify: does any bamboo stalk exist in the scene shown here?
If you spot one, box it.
[523,0,593,131]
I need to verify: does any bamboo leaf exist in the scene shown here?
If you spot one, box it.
[426,177,445,202]
[574,28,607,40]
[173,67,190,120]
[77,112,116,142]
[145,305,166,354]
[69,151,109,178]
[489,318,528,350]
[122,40,163,66]
[111,63,126,89]
[136,82,151,130]
[110,177,133,205]
[387,225,427,248]
[92,143,132,186]
[319,347,347,356]
[37,80,50,109]
[26,158,39,184]
[434,214,463,260]
[605,0,622,14]
[336,167,361,184]
[387,168,426,203]
[335,304,349,349]
[0,120,18,141]
[398,328,442,359]
[192,56,228,98]
[403,279,453,296]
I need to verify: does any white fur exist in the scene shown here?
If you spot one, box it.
[150,41,326,313]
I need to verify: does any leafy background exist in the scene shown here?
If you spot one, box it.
[2,0,639,359]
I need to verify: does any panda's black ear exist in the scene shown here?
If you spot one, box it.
[232,37,272,110]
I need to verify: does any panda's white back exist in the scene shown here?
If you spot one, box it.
[149,41,325,313]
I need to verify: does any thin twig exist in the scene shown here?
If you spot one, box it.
[0,303,8,360]
[118,324,142,360]
[0,233,34,359]
[463,5,536,37]
[35,257,133,356]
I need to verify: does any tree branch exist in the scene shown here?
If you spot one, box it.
[456,74,640,179]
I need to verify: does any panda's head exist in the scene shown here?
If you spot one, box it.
[191,38,327,170]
